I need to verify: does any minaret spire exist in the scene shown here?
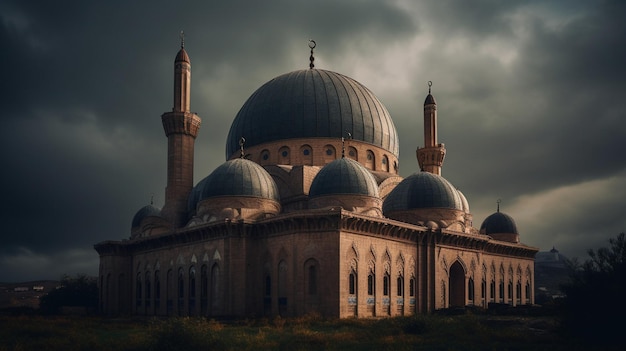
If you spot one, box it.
[160,36,201,227]
[416,81,446,175]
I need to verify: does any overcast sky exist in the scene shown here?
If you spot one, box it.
[1,0,624,282]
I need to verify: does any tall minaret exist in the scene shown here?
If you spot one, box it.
[160,32,201,227]
[416,81,446,175]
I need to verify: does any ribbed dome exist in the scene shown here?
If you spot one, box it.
[226,69,399,159]
[480,211,518,235]
[191,158,279,210]
[175,48,190,63]
[382,172,463,212]
[309,158,379,198]
[131,204,161,228]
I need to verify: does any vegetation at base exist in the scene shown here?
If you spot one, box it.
[0,312,606,351]
[560,232,626,347]
[38,274,98,315]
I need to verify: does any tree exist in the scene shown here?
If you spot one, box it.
[39,274,98,315]
[561,232,626,346]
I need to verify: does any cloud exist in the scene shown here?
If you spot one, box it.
[0,0,624,281]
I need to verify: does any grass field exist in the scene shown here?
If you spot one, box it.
[0,313,609,351]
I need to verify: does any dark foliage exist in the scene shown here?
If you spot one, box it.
[561,232,626,347]
[39,274,98,314]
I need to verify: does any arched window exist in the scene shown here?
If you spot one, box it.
[397,276,404,297]
[166,269,173,315]
[365,150,375,170]
[367,273,375,296]
[278,260,288,316]
[178,268,184,315]
[490,280,496,302]
[347,146,357,160]
[468,277,474,304]
[308,265,317,295]
[260,149,270,162]
[154,270,161,311]
[507,280,513,303]
[200,265,208,315]
[499,281,504,303]
[382,155,389,172]
[349,272,356,295]
[525,282,531,304]
[481,279,486,306]
[211,264,220,313]
[189,266,196,315]
[383,274,390,296]
[323,145,336,163]
[516,281,522,304]
[136,272,142,308]
[409,277,415,297]
[278,146,290,164]
[301,145,313,165]
[145,271,151,309]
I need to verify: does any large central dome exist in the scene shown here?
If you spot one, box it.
[226,69,399,159]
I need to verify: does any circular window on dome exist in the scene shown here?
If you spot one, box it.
[367,153,373,161]
[382,157,387,164]
[282,150,289,157]
[326,149,333,156]
[303,149,310,156]
[261,150,270,161]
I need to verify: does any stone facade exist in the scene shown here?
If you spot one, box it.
[95,43,538,318]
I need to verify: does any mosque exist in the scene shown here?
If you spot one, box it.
[94,40,538,318]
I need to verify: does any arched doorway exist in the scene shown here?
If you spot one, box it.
[449,261,466,307]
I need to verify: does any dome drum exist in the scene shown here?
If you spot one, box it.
[309,194,383,217]
[385,208,467,231]
[190,196,281,225]
[234,138,398,173]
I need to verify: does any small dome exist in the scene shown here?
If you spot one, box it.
[480,211,518,235]
[309,158,379,198]
[226,69,399,159]
[131,204,161,228]
[383,172,463,212]
[175,48,190,63]
[191,158,279,210]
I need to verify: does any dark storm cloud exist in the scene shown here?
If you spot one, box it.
[0,0,623,281]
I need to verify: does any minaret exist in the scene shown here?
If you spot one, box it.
[416,81,446,175]
[160,32,201,227]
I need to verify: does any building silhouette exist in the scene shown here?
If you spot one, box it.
[95,41,537,317]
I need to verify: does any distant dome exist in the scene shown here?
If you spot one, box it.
[480,211,518,235]
[226,69,399,159]
[190,158,279,211]
[309,158,379,198]
[382,172,463,212]
[131,204,161,228]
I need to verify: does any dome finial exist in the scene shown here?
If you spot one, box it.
[239,137,246,158]
[180,30,185,49]
[150,193,154,205]
[497,198,501,212]
[428,80,432,94]
[308,39,316,69]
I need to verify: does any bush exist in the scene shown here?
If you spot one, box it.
[560,233,626,347]
[39,274,98,315]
